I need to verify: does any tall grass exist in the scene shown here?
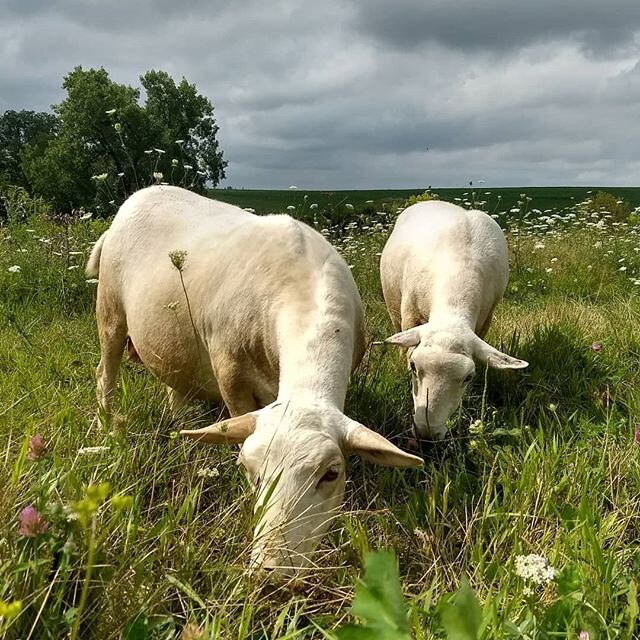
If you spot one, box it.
[0,195,638,638]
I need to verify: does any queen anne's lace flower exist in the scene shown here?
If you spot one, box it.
[515,554,557,585]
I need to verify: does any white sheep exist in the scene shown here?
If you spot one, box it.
[380,200,528,440]
[87,185,421,577]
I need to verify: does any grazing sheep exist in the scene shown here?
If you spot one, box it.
[380,200,528,440]
[87,185,421,576]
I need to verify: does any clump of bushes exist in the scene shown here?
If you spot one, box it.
[576,191,632,221]
[402,190,438,209]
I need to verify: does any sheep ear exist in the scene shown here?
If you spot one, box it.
[180,413,257,444]
[474,338,528,370]
[344,421,423,467]
[385,327,421,348]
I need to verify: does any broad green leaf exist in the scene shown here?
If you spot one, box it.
[440,577,481,640]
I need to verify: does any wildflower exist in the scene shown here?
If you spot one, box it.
[92,173,108,181]
[169,250,187,271]
[27,434,47,461]
[286,205,295,211]
[183,164,193,170]
[548,403,557,412]
[77,446,110,456]
[522,586,533,596]
[175,139,184,145]
[345,203,354,210]
[545,268,553,273]
[591,342,603,352]
[413,528,429,547]
[144,149,153,155]
[197,467,220,479]
[309,203,318,210]
[514,554,556,585]
[110,493,133,511]
[114,123,122,133]
[105,109,116,115]
[181,623,207,640]
[118,172,125,177]
[0,599,22,621]
[635,430,640,444]
[19,506,48,537]
[619,266,627,272]
[153,172,163,182]
[80,212,93,220]
[550,257,557,263]
[579,633,590,640]
[154,148,166,154]
[172,158,179,167]
[8,265,21,273]
[85,278,99,284]
[68,265,80,271]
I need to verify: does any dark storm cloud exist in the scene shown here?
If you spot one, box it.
[350,0,640,55]
[1,0,639,188]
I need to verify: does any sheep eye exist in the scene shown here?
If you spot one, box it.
[318,468,340,485]
[409,360,417,374]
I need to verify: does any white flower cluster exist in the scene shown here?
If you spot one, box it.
[515,553,557,586]
[197,467,220,479]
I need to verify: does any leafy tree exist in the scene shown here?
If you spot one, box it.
[23,66,226,214]
[0,110,58,188]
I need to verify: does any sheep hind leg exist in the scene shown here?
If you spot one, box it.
[94,295,127,427]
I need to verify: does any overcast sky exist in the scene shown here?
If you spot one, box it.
[1,1,640,189]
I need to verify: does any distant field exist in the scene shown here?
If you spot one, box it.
[210,186,640,214]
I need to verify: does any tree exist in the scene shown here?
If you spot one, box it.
[23,66,227,214]
[0,110,58,188]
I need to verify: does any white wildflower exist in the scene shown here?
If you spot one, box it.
[154,148,166,154]
[80,212,93,220]
[85,278,99,284]
[8,265,21,273]
[153,172,163,181]
[515,554,557,585]
[183,164,193,170]
[345,203,354,210]
[92,173,108,181]
[286,205,296,211]
[68,265,80,271]
[619,266,627,271]
[105,108,116,115]
[309,203,318,210]
[197,467,220,479]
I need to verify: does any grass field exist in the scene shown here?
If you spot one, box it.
[1,190,639,638]
[209,186,640,217]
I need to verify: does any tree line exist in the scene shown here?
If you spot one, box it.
[0,66,226,216]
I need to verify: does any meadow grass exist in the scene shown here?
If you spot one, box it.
[0,196,639,639]
[208,186,640,218]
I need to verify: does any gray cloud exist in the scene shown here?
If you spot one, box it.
[350,0,640,56]
[0,0,639,188]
